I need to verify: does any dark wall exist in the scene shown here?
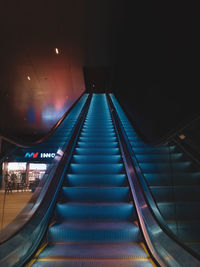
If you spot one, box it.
[0,0,87,139]
[0,1,86,139]
[111,1,200,143]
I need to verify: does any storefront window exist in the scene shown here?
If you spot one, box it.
[1,162,48,192]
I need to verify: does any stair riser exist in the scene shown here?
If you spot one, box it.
[75,148,120,155]
[47,229,142,243]
[151,187,200,202]
[66,174,127,187]
[77,142,118,148]
[140,163,192,173]
[79,137,117,142]
[158,203,200,220]
[136,154,184,163]
[61,188,130,202]
[144,173,200,186]
[55,205,136,220]
[72,155,122,164]
[69,164,124,174]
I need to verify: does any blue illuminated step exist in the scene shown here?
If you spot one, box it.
[72,155,122,164]
[136,153,184,163]
[81,131,115,137]
[157,202,200,221]
[66,174,127,187]
[47,221,142,243]
[139,162,192,173]
[55,203,135,220]
[83,125,114,129]
[75,147,120,155]
[83,125,113,128]
[61,187,130,202]
[69,164,124,174]
[77,142,118,148]
[79,136,117,142]
[133,146,176,154]
[144,173,200,186]
[84,121,113,125]
[150,186,200,202]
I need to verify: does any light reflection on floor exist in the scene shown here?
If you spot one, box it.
[0,190,33,230]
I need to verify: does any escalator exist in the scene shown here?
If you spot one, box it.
[1,93,199,267]
[110,94,200,258]
[30,94,154,266]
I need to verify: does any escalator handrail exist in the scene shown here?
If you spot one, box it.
[110,94,200,259]
[0,93,91,267]
[129,146,200,260]
[107,93,200,266]
[110,94,200,260]
[0,91,86,148]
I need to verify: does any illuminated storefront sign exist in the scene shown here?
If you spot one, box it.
[24,152,56,159]
[25,152,39,158]
[41,153,56,158]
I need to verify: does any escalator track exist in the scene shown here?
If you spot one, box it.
[110,93,200,260]
[29,94,155,266]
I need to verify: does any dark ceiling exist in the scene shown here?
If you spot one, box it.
[0,1,199,141]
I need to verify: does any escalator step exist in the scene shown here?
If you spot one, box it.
[47,221,142,243]
[140,162,192,173]
[150,185,200,202]
[81,132,115,137]
[77,142,118,148]
[36,242,149,259]
[75,148,120,155]
[55,203,135,220]
[79,136,117,142]
[32,260,153,267]
[61,187,130,202]
[136,153,183,163]
[72,155,122,164]
[144,172,200,186]
[69,164,124,174]
[133,146,176,154]
[66,174,127,187]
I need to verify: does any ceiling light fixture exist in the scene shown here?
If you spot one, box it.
[27,76,31,80]
[179,134,186,140]
[55,48,59,54]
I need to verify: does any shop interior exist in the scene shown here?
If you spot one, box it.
[1,162,48,192]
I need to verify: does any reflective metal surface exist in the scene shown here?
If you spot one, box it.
[108,93,200,266]
[0,94,91,266]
